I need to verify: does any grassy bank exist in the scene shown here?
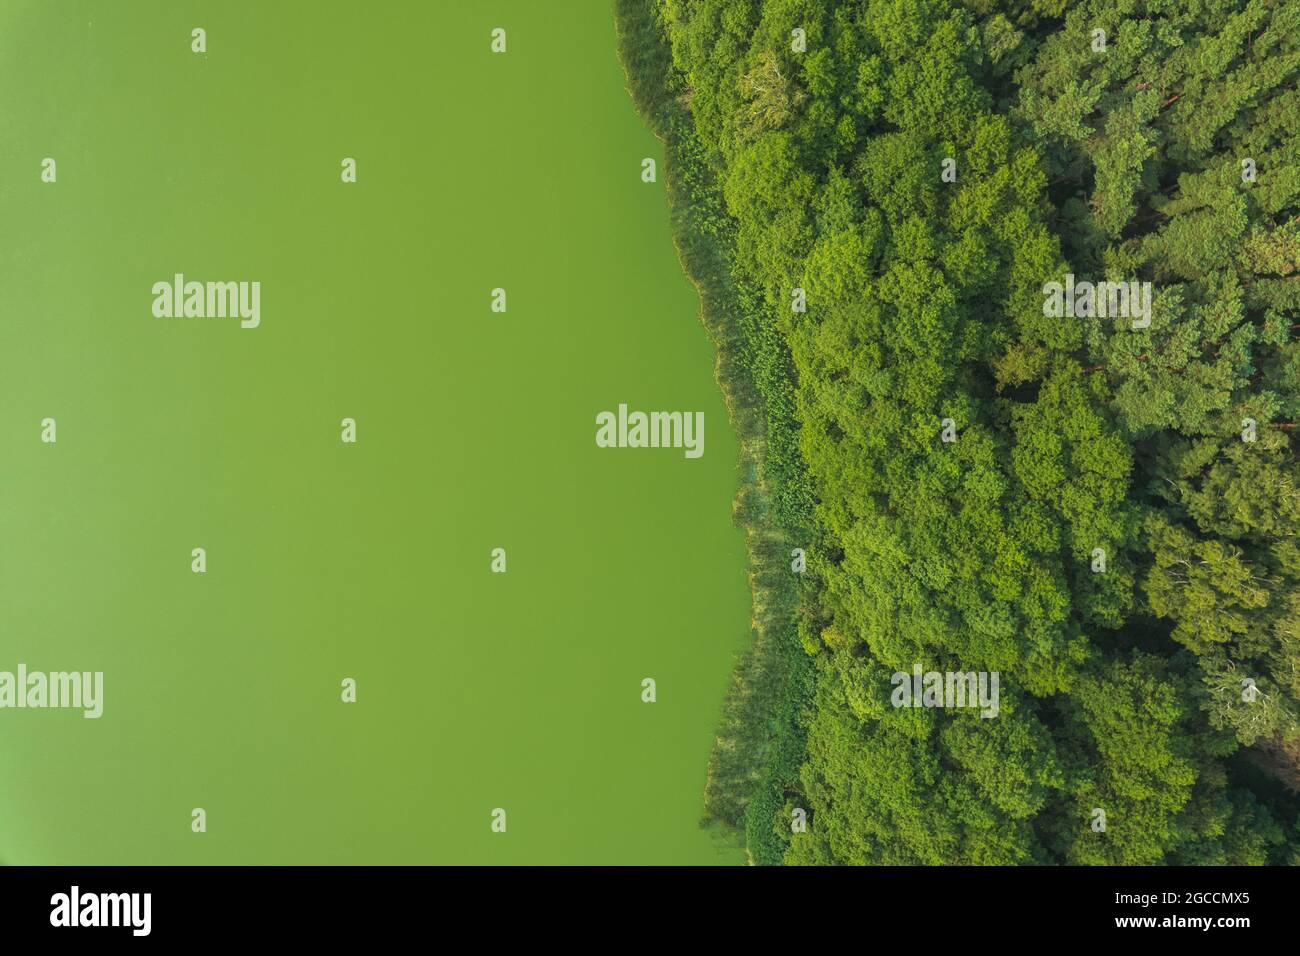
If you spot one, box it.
[613,0,813,864]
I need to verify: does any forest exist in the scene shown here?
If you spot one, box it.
[615,0,1300,864]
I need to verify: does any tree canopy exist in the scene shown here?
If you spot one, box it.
[618,0,1300,864]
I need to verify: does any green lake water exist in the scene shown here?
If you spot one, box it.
[0,0,748,864]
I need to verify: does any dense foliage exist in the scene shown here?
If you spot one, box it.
[617,0,1300,863]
